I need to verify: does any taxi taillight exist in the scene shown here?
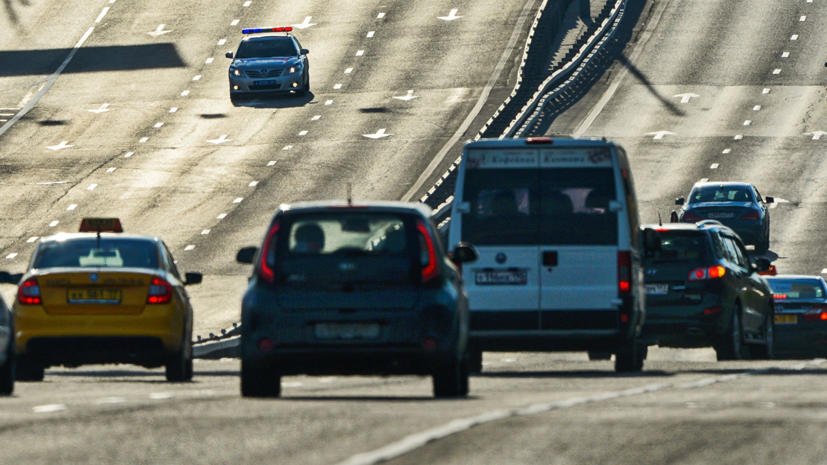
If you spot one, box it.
[18,278,41,305]
[258,221,280,284]
[147,277,172,304]
[417,220,439,284]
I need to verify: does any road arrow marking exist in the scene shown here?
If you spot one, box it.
[769,197,790,209]
[673,93,700,104]
[293,16,317,29]
[46,141,74,151]
[148,24,172,36]
[644,131,676,140]
[363,128,392,139]
[88,103,110,113]
[206,135,231,144]
[805,131,827,140]
[438,8,462,20]
[393,90,419,101]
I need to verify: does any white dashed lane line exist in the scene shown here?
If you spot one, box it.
[753,105,761,111]
[67,204,77,210]
[201,230,210,235]
[169,107,178,113]
[772,69,781,75]
[325,100,334,105]
[710,163,719,169]
[377,12,385,19]
[87,184,97,191]
[345,68,353,74]
[192,75,202,81]
[267,161,277,166]
[97,397,126,404]
[149,393,174,400]
[233,198,243,204]
[218,39,227,46]
[763,88,771,94]
[205,58,214,64]
[356,50,364,56]
[231,19,240,26]
[366,31,375,38]
[124,152,134,157]
[33,404,68,413]
[791,34,798,40]
[299,130,308,136]
[107,167,116,173]
[334,84,342,89]
[734,135,743,140]
[49,221,59,227]
[282,145,293,150]
[181,90,190,96]
[217,213,227,219]
[744,120,751,126]
[154,122,164,128]
[782,52,789,58]
[27,237,38,243]
[722,149,731,154]
[6,253,17,259]
[139,137,148,143]
[184,245,195,251]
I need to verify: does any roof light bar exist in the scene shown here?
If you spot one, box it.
[242,26,292,34]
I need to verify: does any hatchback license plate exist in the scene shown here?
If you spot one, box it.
[707,212,734,219]
[314,322,380,340]
[475,270,528,285]
[645,284,669,295]
[774,314,798,325]
[253,80,276,86]
[67,289,122,304]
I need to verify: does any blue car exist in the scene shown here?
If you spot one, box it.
[766,275,827,359]
[672,182,773,253]
[0,272,15,395]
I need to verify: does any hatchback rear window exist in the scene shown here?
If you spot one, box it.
[34,238,159,269]
[645,232,710,262]
[767,280,826,299]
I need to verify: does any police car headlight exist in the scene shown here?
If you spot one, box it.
[231,68,245,77]
[288,65,301,74]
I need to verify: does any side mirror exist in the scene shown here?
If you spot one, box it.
[237,246,258,264]
[642,228,662,256]
[300,48,309,55]
[754,258,771,273]
[765,196,774,204]
[675,197,685,206]
[450,242,478,264]
[225,51,234,59]
[184,272,203,286]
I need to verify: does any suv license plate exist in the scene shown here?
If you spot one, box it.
[475,270,528,285]
[645,284,669,295]
[314,323,380,340]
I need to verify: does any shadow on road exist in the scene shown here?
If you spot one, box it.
[0,44,186,76]
[477,370,673,379]
[232,91,315,109]
[285,395,474,402]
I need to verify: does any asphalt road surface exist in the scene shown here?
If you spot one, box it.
[4,0,827,463]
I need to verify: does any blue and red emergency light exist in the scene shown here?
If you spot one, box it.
[242,27,292,34]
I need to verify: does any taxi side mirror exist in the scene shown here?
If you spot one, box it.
[450,242,478,264]
[0,272,21,284]
[237,246,258,264]
[184,272,203,286]
[225,51,234,59]
[754,258,771,273]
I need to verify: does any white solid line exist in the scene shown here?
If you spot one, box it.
[27,237,39,243]
[377,12,385,18]
[181,90,190,96]
[249,181,258,187]
[753,105,762,111]
[139,137,149,143]
[6,253,17,259]
[267,161,276,166]
[87,184,97,191]
[722,149,731,154]
[218,39,227,46]
[233,198,243,203]
[154,122,164,128]
[95,7,110,23]
[192,75,202,81]
[170,107,178,113]
[201,230,210,235]
[325,100,334,105]
[231,19,240,26]
[124,152,134,158]
[33,404,67,413]
[345,68,353,74]
[49,221,59,227]
[710,163,719,169]
[299,130,308,136]
[366,31,375,37]
[67,204,77,210]
[184,245,195,251]
[217,213,227,219]
[0,27,94,138]
[106,167,116,173]
[356,50,364,56]
[205,58,214,64]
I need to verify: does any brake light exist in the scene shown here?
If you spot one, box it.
[525,137,553,144]
[703,306,722,315]
[258,221,280,284]
[417,221,439,284]
[803,311,827,322]
[773,294,787,300]
[688,265,726,281]
[738,210,760,221]
[681,212,703,222]
[618,251,632,296]
[18,278,41,305]
[147,277,172,304]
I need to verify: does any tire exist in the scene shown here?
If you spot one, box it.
[433,352,469,398]
[15,355,44,382]
[748,307,774,360]
[304,72,310,92]
[615,341,644,373]
[588,351,612,361]
[165,338,193,382]
[716,307,745,361]
[240,359,281,398]
[469,349,483,374]
[0,341,14,395]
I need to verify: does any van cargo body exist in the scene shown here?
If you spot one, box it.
[448,138,645,371]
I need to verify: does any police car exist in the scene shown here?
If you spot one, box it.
[2,218,202,382]
[225,26,310,102]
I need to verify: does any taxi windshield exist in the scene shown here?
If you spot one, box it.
[236,38,298,59]
[34,238,159,269]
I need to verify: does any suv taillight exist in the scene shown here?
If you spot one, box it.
[147,277,172,304]
[417,220,439,284]
[688,265,726,281]
[618,251,632,296]
[258,221,280,284]
[18,278,41,305]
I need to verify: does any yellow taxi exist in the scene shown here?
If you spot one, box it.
[1,218,201,382]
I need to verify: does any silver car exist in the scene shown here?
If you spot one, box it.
[225,27,310,102]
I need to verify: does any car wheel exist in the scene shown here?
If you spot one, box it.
[469,349,483,374]
[716,307,745,361]
[588,351,612,361]
[433,352,469,398]
[165,338,193,382]
[240,359,281,398]
[614,341,644,373]
[748,306,774,360]
[0,341,14,395]
[15,355,44,382]
[304,72,310,92]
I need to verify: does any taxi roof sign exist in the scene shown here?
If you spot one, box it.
[79,218,124,233]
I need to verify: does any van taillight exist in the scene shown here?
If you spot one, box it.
[258,221,280,284]
[147,277,173,304]
[417,221,439,284]
[18,278,41,305]
[618,251,632,296]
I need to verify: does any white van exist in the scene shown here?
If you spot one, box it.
[448,137,647,372]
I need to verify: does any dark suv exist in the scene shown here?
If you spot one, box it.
[640,221,774,360]
[236,201,477,398]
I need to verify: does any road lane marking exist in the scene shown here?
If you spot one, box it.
[243,1,251,5]
[249,181,258,187]
[744,120,751,126]
[46,141,74,151]
[205,58,214,64]
[181,90,190,96]
[97,397,126,404]
[673,93,699,103]
[763,88,771,94]
[710,163,719,169]
[438,9,462,21]
[27,237,38,243]
[148,24,172,36]
[325,100,334,105]
[366,31,375,38]
[644,131,675,140]
[49,221,59,227]
[293,17,317,29]
[822,269,827,274]
[805,131,827,140]
[345,68,353,74]
[206,135,231,144]
[201,230,210,235]
[231,19,240,26]
[170,107,178,113]
[124,152,134,157]
[184,245,195,251]
[33,404,67,413]
[722,149,731,154]
[753,105,761,111]
[6,253,17,259]
[377,13,385,19]
[94,7,109,23]
[356,50,364,56]
[87,184,97,191]
[282,382,304,388]
[363,128,392,139]
[154,122,164,128]
[233,197,243,203]
[791,34,798,40]
[772,69,781,75]
[734,135,743,140]
[782,52,789,58]
[88,103,110,113]
[282,145,293,150]
[139,137,148,143]
[67,204,77,210]
[107,167,116,172]
[393,90,418,101]
[192,75,202,81]
[267,161,276,166]
[800,15,806,21]
[217,213,227,219]
[299,130,308,136]
[218,39,227,46]
[311,115,321,121]
[149,393,174,400]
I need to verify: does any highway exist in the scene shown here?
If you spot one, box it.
[4,0,827,462]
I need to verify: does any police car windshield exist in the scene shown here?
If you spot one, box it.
[236,38,298,59]
[690,186,752,203]
[34,238,159,269]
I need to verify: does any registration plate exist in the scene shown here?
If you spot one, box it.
[67,289,122,304]
[253,80,276,86]
[314,322,380,340]
[774,314,798,325]
[707,212,734,219]
[645,284,669,295]
[475,269,528,285]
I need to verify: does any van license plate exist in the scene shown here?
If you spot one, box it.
[645,284,669,295]
[314,323,380,340]
[475,270,528,285]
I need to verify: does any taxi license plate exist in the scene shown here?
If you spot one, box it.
[314,322,380,340]
[774,314,798,325]
[476,270,528,285]
[253,80,276,86]
[645,284,669,295]
[67,289,122,304]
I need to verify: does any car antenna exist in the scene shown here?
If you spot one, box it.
[346,183,352,206]
[657,212,663,227]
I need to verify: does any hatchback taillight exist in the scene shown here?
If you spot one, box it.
[618,251,631,296]
[738,210,760,221]
[681,212,703,222]
[417,220,439,284]
[18,278,41,305]
[147,277,172,304]
[258,221,280,284]
[688,265,726,281]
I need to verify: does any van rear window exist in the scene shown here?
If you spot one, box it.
[461,168,618,245]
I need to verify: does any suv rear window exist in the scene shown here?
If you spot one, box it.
[461,168,618,246]
[645,231,710,262]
